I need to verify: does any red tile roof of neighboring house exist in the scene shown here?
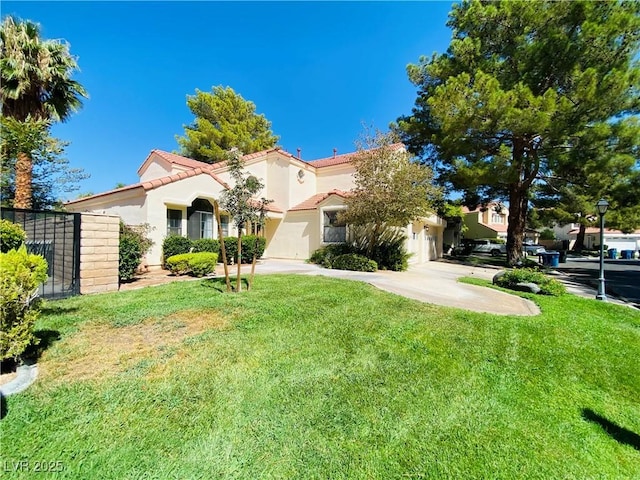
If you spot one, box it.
[248,199,284,214]
[289,190,350,211]
[568,228,640,235]
[307,143,404,168]
[64,183,145,205]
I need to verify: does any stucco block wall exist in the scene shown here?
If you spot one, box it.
[79,213,120,294]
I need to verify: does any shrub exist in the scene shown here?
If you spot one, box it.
[166,252,218,277]
[191,238,219,253]
[166,253,192,275]
[163,235,192,267]
[241,235,266,263]
[332,253,377,272]
[350,224,410,271]
[0,246,48,361]
[119,222,154,282]
[495,268,566,296]
[221,237,239,265]
[309,243,355,268]
[1,219,26,253]
[188,252,219,277]
[540,228,555,241]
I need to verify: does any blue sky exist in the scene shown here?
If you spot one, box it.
[3,1,454,198]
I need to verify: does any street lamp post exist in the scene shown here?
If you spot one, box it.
[595,199,609,301]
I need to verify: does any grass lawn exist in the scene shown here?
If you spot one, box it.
[1,275,639,479]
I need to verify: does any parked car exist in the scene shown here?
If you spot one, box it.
[460,239,506,256]
[523,244,546,255]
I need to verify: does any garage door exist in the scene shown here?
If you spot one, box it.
[605,237,637,251]
[426,234,438,261]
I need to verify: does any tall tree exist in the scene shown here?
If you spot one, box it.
[176,86,279,163]
[0,16,87,209]
[396,0,640,264]
[1,117,88,209]
[340,130,441,257]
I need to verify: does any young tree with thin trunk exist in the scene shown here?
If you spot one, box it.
[1,16,87,209]
[219,149,271,293]
[396,0,640,265]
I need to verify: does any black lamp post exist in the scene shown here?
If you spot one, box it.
[595,198,609,301]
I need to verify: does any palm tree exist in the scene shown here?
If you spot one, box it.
[1,16,86,209]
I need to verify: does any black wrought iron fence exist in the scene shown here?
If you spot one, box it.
[1,208,81,299]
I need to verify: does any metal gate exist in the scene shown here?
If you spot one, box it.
[1,208,81,299]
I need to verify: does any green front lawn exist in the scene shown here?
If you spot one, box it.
[2,275,639,479]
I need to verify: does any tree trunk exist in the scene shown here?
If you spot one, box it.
[248,252,257,291]
[14,151,33,209]
[236,232,242,293]
[506,183,528,266]
[214,201,231,292]
[572,223,586,252]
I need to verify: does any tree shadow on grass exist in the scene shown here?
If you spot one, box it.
[201,277,249,293]
[23,329,61,363]
[40,304,80,315]
[582,408,640,451]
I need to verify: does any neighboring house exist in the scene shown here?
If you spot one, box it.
[65,147,446,267]
[567,227,640,252]
[460,202,539,244]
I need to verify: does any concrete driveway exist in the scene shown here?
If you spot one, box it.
[252,259,540,316]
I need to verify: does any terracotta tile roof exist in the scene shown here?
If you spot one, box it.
[64,183,145,205]
[568,228,640,235]
[152,149,212,169]
[307,143,404,168]
[65,168,229,205]
[289,190,350,212]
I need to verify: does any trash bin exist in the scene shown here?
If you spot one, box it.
[559,250,567,263]
[608,248,618,259]
[540,251,560,267]
[621,249,633,259]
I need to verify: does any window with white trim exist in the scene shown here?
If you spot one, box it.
[167,209,182,236]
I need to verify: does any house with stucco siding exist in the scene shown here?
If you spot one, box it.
[65,147,446,267]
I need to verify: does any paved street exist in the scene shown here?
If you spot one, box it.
[555,257,640,305]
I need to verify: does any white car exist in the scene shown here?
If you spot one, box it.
[462,239,507,256]
[523,244,546,255]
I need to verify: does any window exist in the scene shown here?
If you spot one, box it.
[491,213,505,224]
[249,221,262,236]
[219,214,229,237]
[323,210,346,243]
[188,211,214,240]
[167,209,182,235]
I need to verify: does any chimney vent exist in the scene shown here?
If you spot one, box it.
[333,148,337,158]
[297,148,301,159]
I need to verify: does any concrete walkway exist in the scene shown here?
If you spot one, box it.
[252,259,540,316]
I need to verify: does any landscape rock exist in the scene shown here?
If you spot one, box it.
[493,270,507,284]
[514,282,541,294]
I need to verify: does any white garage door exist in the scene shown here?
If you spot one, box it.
[605,237,637,251]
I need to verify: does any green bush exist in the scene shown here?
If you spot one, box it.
[119,222,154,282]
[163,235,192,268]
[495,268,566,296]
[332,253,377,272]
[0,245,48,361]
[309,243,355,268]
[1,219,26,253]
[188,252,219,277]
[221,237,239,265]
[241,235,266,263]
[350,225,410,271]
[166,253,192,275]
[191,238,219,253]
[166,252,218,277]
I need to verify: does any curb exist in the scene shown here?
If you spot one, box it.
[0,361,38,396]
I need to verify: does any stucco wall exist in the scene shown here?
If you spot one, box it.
[79,213,119,294]
[316,164,355,192]
[139,159,172,182]
[265,211,318,260]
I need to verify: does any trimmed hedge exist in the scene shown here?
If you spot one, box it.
[332,253,377,272]
[166,252,218,277]
[1,219,26,253]
[162,235,193,267]
[191,238,220,254]
[495,268,566,296]
[240,235,266,264]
